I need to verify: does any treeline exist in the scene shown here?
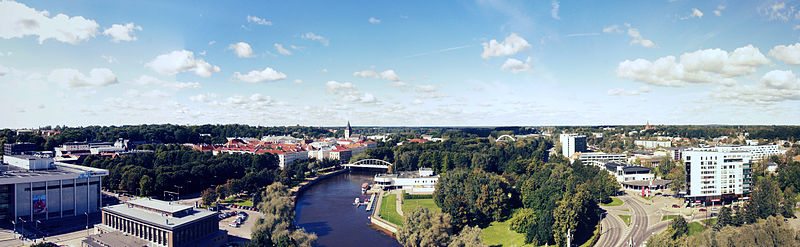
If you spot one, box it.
[0,124,333,154]
[79,144,281,199]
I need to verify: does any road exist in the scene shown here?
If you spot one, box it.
[620,196,649,247]
[594,211,624,247]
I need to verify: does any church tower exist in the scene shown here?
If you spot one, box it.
[345,121,352,139]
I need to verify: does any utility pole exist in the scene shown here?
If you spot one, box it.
[566,230,572,247]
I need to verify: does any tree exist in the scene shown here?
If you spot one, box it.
[139,175,154,196]
[215,184,227,201]
[509,208,536,233]
[751,176,782,219]
[782,186,796,218]
[397,207,453,247]
[448,225,486,247]
[668,217,688,239]
[434,169,511,230]
[553,190,598,247]
[714,206,733,231]
[201,188,217,206]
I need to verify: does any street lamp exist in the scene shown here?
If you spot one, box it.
[85,212,90,237]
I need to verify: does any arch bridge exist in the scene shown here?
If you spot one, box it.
[496,134,516,142]
[343,159,392,169]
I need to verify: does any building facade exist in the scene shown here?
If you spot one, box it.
[691,144,786,163]
[98,198,224,247]
[3,142,38,155]
[682,149,752,203]
[374,168,439,193]
[634,140,672,149]
[577,152,626,166]
[560,134,587,158]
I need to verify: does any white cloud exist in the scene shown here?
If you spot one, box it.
[353,70,379,79]
[234,67,287,83]
[369,17,381,24]
[326,80,356,94]
[761,70,799,89]
[189,93,218,103]
[130,75,201,90]
[101,55,116,63]
[48,68,118,88]
[125,89,169,99]
[711,70,800,105]
[246,15,272,26]
[228,42,256,58]
[325,80,378,104]
[217,93,284,110]
[389,81,409,87]
[551,1,560,20]
[681,8,704,19]
[625,23,656,48]
[501,57,533,73]
[0,1,99,44]
[146,50,220,77]
[481,33,531,59]
[607,86,652,96]
[603,25,623,33]
[208,40,216,45]
[301,32,329,46]
[714,5,726,16]
[414,85,437,92]
[616,44,770,87]
[769,42,800,65]
[274,43,292,55]
[759,2,798,21]
[0,65,8,76]
[103,22,141,42]
[293,79,302,84]
[380,70,400,81]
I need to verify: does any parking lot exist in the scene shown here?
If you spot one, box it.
[217,207,263,245]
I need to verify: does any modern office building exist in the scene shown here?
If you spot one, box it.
[0,156,107,221]
[634,140,672,149]
[374,168,439,193]
[682,149,752,204]
[604,162,655,183]
[3,142,38,155]
[577,152,626,166]
[560,134,587,158]
[691,144,786,163]
[97,198,225,247]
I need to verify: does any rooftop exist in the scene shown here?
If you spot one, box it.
[126,198,193,214]
[0,162,107,183]
[103,200,216,230]
[83,231,148,247]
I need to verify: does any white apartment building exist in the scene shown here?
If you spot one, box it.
[691,144,786,163]
[374,168,438,193]
[577,152,626,166]
[682,149,752,203]
[634,140,672,149]
[560,134,587,158]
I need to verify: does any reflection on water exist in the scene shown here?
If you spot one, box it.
[295,170,402,247]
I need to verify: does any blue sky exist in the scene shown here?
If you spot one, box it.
[1,0,800,128]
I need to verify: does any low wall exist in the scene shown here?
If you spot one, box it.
[370,191,399,234]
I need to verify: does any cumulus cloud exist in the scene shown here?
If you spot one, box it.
[380,70,400,81]
[481,33,531,59]
[130,75,200,90]
[353,69,401,81]
[0,0,99,44]
[274,43,292,55]
[326,80,356,94]
[101,55,116,63]
[216,93,285,110]
[603,25,623,33]
[625,23,656,48]
[103,22,142,42]
[247,15,272,26]
[759,2,798,21]
[369,17,381,24]
[325,80,378,104]
[607,86,652,96]
[353,70,379,79]
[389,81,409,87]
[301,32,329,46]
[501,57,533,73]
[414,85,437,92]
[48,68,118,88]
[711,70,800,105]
[293,79,302,84]
[616,45,770,87]
[714,5,725,16]
[551,1,560,20]
[189,93,218,103]
[234,67,287,83]
[228,42,256,58]
[681,8,704,19]
[146,50,220,77]
[769,42,800,65]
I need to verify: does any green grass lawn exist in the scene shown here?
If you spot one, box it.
[619,209,630,212]
[221,197,254,207]
[688,222,706,236]
[601,197,624,207]
[662,215,679,221]
[379,194,404,226]
[401,198,440,215]
[701,218,717,227]
[618,215,631,226]
[481,219,533,247]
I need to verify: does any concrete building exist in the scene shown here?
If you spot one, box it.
[97,198,225,247]
[560,134,587,158]
[3,142,38,155]
[0,158,107,221]
[634,140,672,149]
[577,152,626,166]
[691,144,786,163]
[682,149,752,204]
[329,147,352,164]
[604,162,655,183]
[374,168,439,193]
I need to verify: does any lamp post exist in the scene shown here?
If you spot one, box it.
[85,212,89,237]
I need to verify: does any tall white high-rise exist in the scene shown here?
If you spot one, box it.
[560,134,587,158]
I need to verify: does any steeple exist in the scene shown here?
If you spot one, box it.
[645,120,651,130]
[345,121,352,139]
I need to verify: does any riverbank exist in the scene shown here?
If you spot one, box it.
[289,167,348,202]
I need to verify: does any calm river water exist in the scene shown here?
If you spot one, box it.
[295,170,402,247]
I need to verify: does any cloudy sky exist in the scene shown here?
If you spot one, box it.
[1,0,800,128]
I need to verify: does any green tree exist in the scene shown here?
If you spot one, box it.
[509,208,536,233]
[751,176,782,219]
[714,206,733,231]
[782,186,796,218]
[448,225,486,247]
[201,188,217,206]
[139,175,154,196]
[553,190,598,247]
[215,184,227,201]
[397,207,453,247]
[668,217,688,239]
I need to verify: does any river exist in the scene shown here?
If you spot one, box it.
[295,170,402,247]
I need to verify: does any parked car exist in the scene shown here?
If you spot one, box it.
[699,208,707,212]
[672,204,680,208]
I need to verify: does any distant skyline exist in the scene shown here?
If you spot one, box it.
[1,0,800,128]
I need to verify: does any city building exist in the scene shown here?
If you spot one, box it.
[560,134,587,158]
[0,157,107,221]
[329,147,352,164]
[374,168,439,193]
[691,144,786,163]
[345,121,352,139]
[604,162,655,183]
[3,142,38,155]
[666,147,691,161]
[634,140,672,149]
[682,149,752,204]
[96,198,225,247]
[577,152,626,166]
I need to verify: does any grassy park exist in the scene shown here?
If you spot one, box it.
[401,198,440,215]
[481,219,533,247]
[601,197,624,207]
[662,215,679,221]
[379,194,404,226]
[688,222,706,236]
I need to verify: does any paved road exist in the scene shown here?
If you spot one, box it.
[595,211,624,247]
[621,196,649,247]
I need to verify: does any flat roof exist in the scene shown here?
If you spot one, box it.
[127,198,193,214]
[83,231,148,247]
[622,179,671,187]
[103,202,216,230]
[0,162,107,184]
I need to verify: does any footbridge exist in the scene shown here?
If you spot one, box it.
[343,159,392,169]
